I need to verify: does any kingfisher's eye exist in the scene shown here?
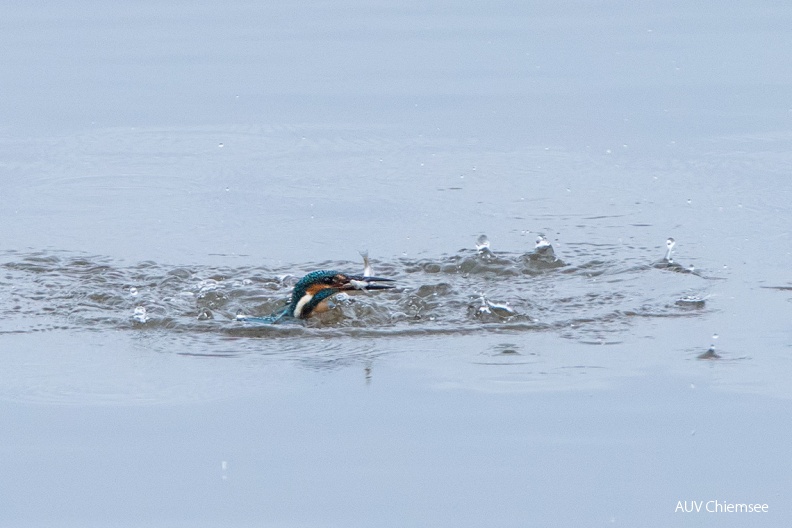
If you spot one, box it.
[323,276,334,285]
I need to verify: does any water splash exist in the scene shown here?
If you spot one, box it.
[698,333,721,359]
[675,295,706,309]
[522,234,563,269]
[132,306,148,323]
[0,244,712,342]
[700,346,719,359]
[470,294,518,320]
[664,238,676,263]
[476,234,494,258]
[360,250,372,278]
[654,237,694,274]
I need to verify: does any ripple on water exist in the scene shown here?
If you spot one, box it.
[0,244,715,348]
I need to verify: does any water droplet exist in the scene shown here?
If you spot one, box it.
[475,235,494,258]
[360,250,372,277]
[129,287,138,296]
[664,238,676,262]
[132,306,147,323]
[218,143,224,148]
[712,333,719,341]
[698,344,720,360]
[675,296,705,308]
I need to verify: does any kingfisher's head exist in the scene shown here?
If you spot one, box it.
[288,270,395,319]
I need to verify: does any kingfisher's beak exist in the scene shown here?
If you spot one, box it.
[342,275,395,291]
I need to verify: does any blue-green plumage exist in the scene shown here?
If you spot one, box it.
[288,270,343,319]
[240,269,395,324]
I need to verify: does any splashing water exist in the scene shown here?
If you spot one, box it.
[535,235,551,251]
[0,245,714,342]
[476,234,494,257]
[521,234,562,268]
[653,238,681,271]
[469,296,514,323]
[132,306,148,324]
[697,333,721,359]
[664,238,676,263]
[675,295,706,308]
[472,294,518,319]
[360,250,372,278]
[653,237,708,277]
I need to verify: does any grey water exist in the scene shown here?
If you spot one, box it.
[1,1,791,526]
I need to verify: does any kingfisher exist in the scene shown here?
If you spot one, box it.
[239,270,395,324]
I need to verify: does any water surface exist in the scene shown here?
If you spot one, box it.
[1,1,791,526]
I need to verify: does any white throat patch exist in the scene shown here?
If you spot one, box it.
[292,293,314,318]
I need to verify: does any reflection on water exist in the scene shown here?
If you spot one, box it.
[0,237,713,348]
